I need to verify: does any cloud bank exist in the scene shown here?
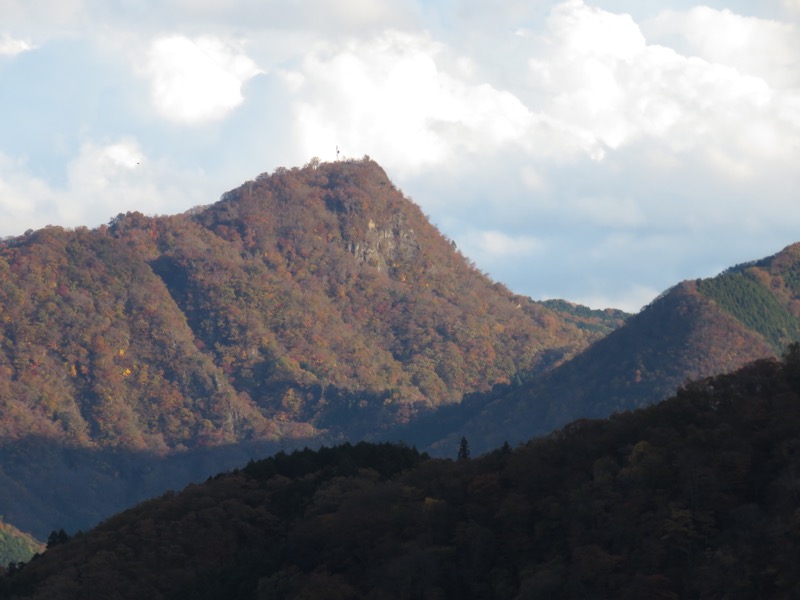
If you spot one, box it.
[1,0,799,312]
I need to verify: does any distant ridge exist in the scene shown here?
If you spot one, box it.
[7,351,800,598]
[441,243,800,454]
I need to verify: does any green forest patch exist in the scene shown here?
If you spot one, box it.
[697,270,800,352]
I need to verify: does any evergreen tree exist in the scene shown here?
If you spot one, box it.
[457,436,470,461]
[46,529,69,549]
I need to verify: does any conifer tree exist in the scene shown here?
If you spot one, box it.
[457,436,470,461]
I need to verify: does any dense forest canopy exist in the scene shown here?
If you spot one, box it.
[5,349,800,599]
[0,158,603,456]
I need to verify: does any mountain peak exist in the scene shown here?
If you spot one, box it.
[0,159,596,458]
[212,157,425,279]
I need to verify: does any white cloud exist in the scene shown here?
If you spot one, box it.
[574,195,646,228]
[0,154,59,231]
[0,140,209,235]
[64,139,214,224]
[312,0,412,29]
[142,35,262,123]
[285,31,536,174]
[571,283,661,313]
[277,0,797,188]
[2,0,800,314]
[646,7,800,88]
[549,0,647,61]
[0,33,35,56]
[520,166,548,192]
[66,140,145,196]
[164,0,414,34]
[523,0,799,174]
[103,142,144,169]
[0,1,87,35]
[459,230,544,265]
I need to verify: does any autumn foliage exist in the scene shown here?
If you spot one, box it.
[6,354,800,598]
[0,158,601,455]
[4,157,800,553]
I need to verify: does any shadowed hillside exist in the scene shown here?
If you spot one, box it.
[441,243,800,455]
[5,350,800,599]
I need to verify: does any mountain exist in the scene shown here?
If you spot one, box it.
[0,158,607,536]
[0,158,601,451]
[5,351,800,599]
[445,243,800,454]
[5,156,798,542]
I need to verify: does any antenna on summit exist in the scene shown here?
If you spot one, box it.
[336,146,340,161]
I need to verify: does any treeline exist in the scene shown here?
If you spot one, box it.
[5,349,800,598]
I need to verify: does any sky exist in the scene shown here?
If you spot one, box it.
[1,1,799,312]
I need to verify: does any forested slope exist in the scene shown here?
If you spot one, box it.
[444,244,800,454]
[0,158,597,454]
[5,350,800,599]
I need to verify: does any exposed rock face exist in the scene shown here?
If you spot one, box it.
[348,212,420,275]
